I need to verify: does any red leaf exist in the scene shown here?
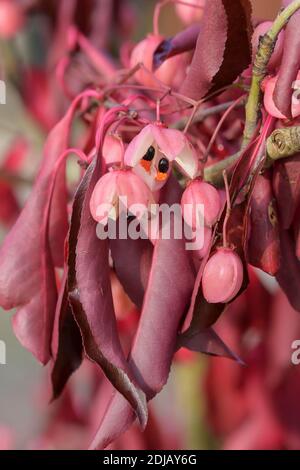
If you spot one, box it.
[248,171,280,275]
[68,160,148,428]
[180,0,252,100]
[177,327,243,363]
[0,132,64,363]
[0,92,96,363]
[293,202,300,259]
[273,154,300,230]
[110,237,153,310]
[276,229,300,311]
[0,182,19,226]
[90,178,195,449]
[51,272,83,400]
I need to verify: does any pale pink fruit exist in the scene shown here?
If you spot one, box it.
[102,134,124,167]
[90,170,153,225]
[130,34,188,88]
[0,1,24,38]
[175,0,205,25]
[181,180,221,229]
[124,124,199,191]
[263,72,300,119]
[202,249,243,303]
[252,21,284,71]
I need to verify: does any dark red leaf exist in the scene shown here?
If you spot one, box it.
[248,171,280,275]
[0,182,19,226]
[90,178,195,449]
[180,0,252,100]
[293,203,300,259]
[177,327,243,363]
[273,154,300,230]
[276,229,300,311]
[51,272,83,400]
[110,236,153,310]
[68,160,147,428]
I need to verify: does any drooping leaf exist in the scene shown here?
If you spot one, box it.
[273,154,300,230]
[51,271,83,400]
[110,236,153,310]
[0,92,97,364]
[276,229,300,312]
[177,327,243,364]
[0,141,60,363]
[180,0,252,100]
[51,161,96,397]
[293,202,300,260]
[90,177,195,449]
[248,171,280,275]
[68,159,147,428]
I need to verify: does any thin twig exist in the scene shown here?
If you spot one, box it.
[173,100,245,129]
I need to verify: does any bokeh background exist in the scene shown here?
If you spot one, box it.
[1,0,298,450]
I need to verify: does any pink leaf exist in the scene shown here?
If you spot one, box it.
[0,91,98,364]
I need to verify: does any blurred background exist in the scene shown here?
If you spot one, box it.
[1,0,299,451]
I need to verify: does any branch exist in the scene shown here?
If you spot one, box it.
[266,126,300,162]
[172,100,245,130]
[243,0,300,146]
[204,152,241,186]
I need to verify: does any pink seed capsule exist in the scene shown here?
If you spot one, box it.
[102,134,124,168]
[181,180,221,229]
[202,249,243,304]
[90,170,153,225]
[130,34,188,88]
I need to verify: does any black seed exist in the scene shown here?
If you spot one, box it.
[158,157,169,173]
[143,145,155,161]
